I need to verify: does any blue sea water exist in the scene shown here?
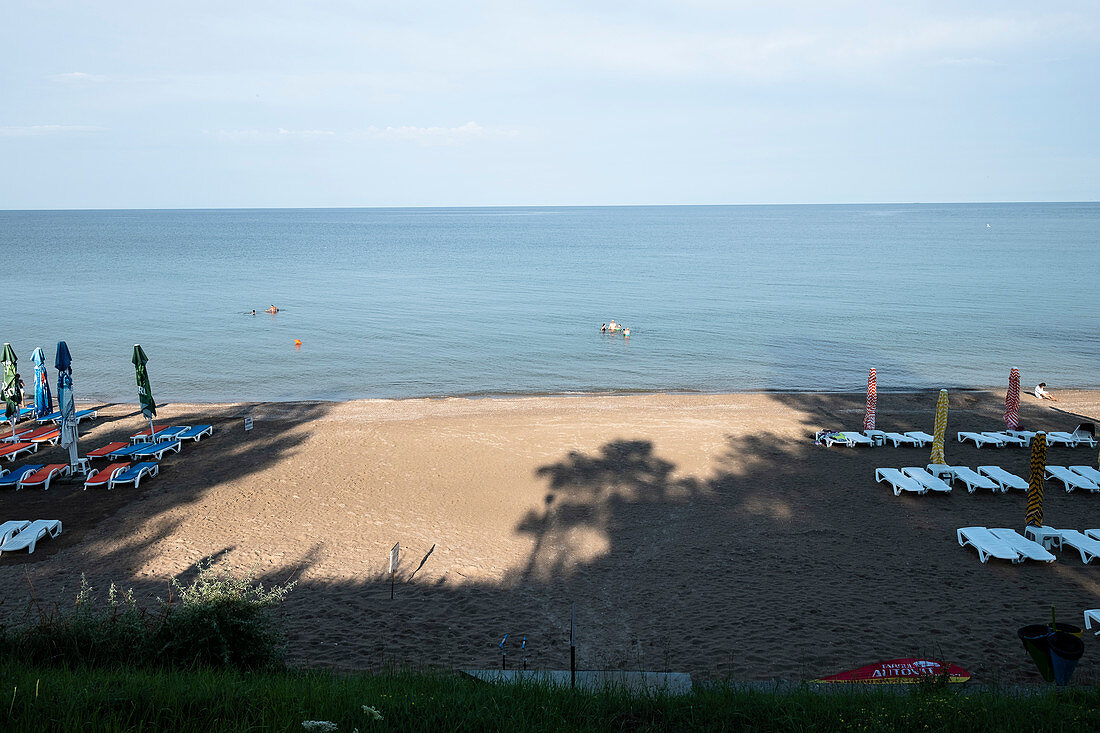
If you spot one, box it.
[1,203,1096,403]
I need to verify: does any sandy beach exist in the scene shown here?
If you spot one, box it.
[2,389,1099,682]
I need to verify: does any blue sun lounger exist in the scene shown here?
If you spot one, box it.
[0,465,43,488]
[39,408,98,425]
[129,440,182,460]
[131,426,190,444]
[109,462,159,490]
[176,425,214,442]
[106,443,149,460]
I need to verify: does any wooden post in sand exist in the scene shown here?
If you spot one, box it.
[389,543,399,599]
[570,602,576,688]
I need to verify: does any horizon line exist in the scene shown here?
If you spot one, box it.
[2,199,1098,213]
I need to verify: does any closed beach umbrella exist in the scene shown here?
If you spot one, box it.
[132,344,157,437]
[31,347,53,419]
[863,368,877,430]
[1026,432,1047,528]
[929,389,949,465]
[55,341,80,471]
[1004,367,1020,430]
[1,343,18,438]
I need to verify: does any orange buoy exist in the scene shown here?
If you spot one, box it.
[294,339,302,349]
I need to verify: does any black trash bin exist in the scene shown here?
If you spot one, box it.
[1018,624,1054,682]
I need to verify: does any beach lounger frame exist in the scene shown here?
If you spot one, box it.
[83,463,130,490]
[874,468,926,496]
[1085,610,1100,635]
[132,426,190,445]
[928,465,999,493]
[982,432,1028,447]
[1004,430,1036,446]
[129,440,181,460]
[900,467,953,493]
[0,520,29,546]
[176,424,214,443]
[0,519,62,554]
[109,462,159,490]
[0,442,38,462]
[957,432,1004,448]
[988,528,1056,563]
[957,527,1022,564]
[1045,466,1100,493]
[1052,529,1100,564]
[977,466,1028,492]
[87,442,130,459]
[0,465,44,489]
[16,464,72,491]
[821,431,875,448]
[1071,466,1100,486]
[903,431,935,447]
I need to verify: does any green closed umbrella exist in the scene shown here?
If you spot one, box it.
[132,344,157,438]
[2,343,19,439]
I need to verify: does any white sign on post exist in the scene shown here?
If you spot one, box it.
[389,543,400,574]
[244,417,253,432]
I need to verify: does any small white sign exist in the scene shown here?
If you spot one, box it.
[389,542,400,574]
[244,417,253,432]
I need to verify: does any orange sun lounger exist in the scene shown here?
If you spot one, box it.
[0,442,38,462]
[87,442,130,459]
[83,463,130,490]
[17,463,72,491]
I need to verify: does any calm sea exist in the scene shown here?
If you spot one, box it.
[1,203,1096,403]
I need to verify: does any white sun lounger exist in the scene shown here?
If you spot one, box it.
[822,431,876,447]
[1052,529,1100,564]
[1045,466,1100,493]
[1069,426,1097,448]
[930,465,999,493]
[1071,466,1100,485]
[1045,432,1080,447]
[957,527,1022,563]
[1085,609,1100,635]
[1005,430,1036,445]
[1084,529,1100,543]
[988,529,1056,563]
[957,432,1004,448]
[0,520,29,546]
[982,432,1028,447]
[0,519,62,554]
[977,466,1029,492]
[878,432,920,447]
[900,467,953,493]
[903,431,935,447]
[874,468,926,495]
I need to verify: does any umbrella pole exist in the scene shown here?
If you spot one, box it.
[149,416,156,440]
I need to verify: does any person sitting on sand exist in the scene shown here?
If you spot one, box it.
[265,305,279,314]
[1035,382,1058,402]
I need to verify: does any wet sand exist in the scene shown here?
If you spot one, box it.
[2,389,1099,682]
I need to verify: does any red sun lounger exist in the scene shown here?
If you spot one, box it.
[0,442,38,462]
[17,464,72,491]
[86,442,130,459]
[83,463,130,490]
[26,427,61,446]
[129,425,168,442]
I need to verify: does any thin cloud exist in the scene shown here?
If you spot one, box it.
[49,72,108,83]
[208,122,518,146]
[0,124,104,136]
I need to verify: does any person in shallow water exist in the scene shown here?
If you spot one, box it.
[266,305,279,313]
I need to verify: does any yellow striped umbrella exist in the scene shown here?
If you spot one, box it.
[929,389,949,465]
[1026,432,1047,527]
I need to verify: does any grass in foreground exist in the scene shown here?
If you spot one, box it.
[3,663,1100,732]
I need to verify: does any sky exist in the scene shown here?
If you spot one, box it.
[2,1,1098,209]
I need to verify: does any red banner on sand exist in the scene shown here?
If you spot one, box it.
[813,658,970,684]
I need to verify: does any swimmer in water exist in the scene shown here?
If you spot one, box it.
[601,323,607,332]
[250,310,256,316]
[265,305,279,314]
[623,327,630,337]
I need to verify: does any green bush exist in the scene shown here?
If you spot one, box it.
[0,562,294,671]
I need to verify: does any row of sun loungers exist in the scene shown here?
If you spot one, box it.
[83,462,160,490]
[960,526,1100,565]
[877,465,1100,496]
[824,426,1097,448]
[0,519,62,554]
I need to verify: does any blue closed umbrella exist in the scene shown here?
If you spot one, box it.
[31,347,53,419]
[55,341,80,472]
